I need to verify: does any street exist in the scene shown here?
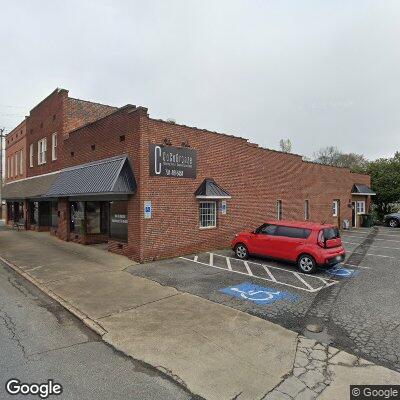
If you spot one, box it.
[128,226,400,373]
[0,260,192,400]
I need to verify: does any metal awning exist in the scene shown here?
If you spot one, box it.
[46,155,136,197]
[2,172,60,200]
[195,178,231,199]
[351,184,376,196]
[3,155,136,201]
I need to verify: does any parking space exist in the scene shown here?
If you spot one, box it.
[127,226,400,373]
[181,252,339,293]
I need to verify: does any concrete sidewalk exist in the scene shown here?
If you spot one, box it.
[0,228,399,400]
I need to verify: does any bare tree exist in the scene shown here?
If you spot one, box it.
[279,138,292,153]
[313,146,368,172]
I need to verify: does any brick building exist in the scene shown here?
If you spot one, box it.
[3,89,375,262]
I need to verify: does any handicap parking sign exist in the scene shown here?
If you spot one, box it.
[326,265,359,278]
[220,282,299,305]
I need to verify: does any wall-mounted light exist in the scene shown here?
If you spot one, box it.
[163,138,172,146]
[181,140,190,148]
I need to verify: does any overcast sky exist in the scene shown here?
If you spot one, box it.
[1,0,399,160]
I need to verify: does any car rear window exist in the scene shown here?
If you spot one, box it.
[323,227,340,240]
[275,226,312,239]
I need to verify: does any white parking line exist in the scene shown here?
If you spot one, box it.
[351,251,397,259]
[342,263,371,269]
[226,257,232,271]
[243,261,253,276]
[343,241,400,251]
[293,272,314,291]
[344,231,400,239]
[343,235,400,243]
[263,265,277,282]
[180,253,339,293]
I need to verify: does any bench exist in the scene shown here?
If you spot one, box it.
[13,218,25,231]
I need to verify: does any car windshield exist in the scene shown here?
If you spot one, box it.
[323,227,340,240]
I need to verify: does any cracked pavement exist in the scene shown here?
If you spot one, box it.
[263,336,376,400]
[128,226,400,373]
[0,260,192,400]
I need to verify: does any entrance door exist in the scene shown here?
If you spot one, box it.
[351,201,356,227]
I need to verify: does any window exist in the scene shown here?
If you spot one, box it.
[332,200,339,217]
[29,201,39,225]
[356,200,366,215]
[38,138,47,165]
[15,152,18,177]
[30,143,34,167]
[70,202,85,234]
[304,200,309,220]
[7,157,10,178]
[199,201,217,228]
[275,226,312,239]
[323,227,340,240]
[19,150,23,175]
[256,224,277,235]
[276,200,282,220]
[10,155,13,177]
[52,133,57,161]
[110,201,128,241]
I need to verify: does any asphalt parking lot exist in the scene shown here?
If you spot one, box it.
[127,226,400,372]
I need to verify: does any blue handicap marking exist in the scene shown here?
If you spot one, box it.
[326,264,359,278]
[220,282,299,305]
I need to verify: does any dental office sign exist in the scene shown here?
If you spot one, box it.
[149,144,197,178]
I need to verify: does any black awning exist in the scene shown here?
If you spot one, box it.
[351,184,376,196]
[2,172,60,200]
[195,178,231,199]
[45,155,136,197]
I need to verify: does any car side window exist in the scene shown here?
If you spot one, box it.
[260,224,277,235]
[255,224,276,235]
[275,226,311,239]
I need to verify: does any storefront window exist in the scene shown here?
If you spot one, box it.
[86,202,101,234]
[30,202,39,225]
[39,202,52,226]
[70,202,85,234]
[110,201,128,242]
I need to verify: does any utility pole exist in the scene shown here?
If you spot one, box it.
[0,127,4,219]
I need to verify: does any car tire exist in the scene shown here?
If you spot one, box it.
[234,243,249,260]
[388,218,399,228]
[298,254,317,274]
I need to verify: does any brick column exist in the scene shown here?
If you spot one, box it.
[57,198,70,241]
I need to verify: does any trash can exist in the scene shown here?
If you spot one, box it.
[361,214,373,228]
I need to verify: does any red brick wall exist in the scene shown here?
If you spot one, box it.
[65,98,117,133]
[5,120,27,182]
[54,106,145,260]
[138,117,371,262]
[25,89,118,178]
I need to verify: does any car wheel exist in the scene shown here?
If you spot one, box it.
[235,243,249,259]
[388,219,399,228]
[298,254,317,274]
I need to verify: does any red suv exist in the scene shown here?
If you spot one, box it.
[231,220,345,274]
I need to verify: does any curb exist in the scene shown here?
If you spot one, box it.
[0,255,107,337]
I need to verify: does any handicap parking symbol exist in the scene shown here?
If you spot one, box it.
[326,265,359,278]
[220,282,299,305]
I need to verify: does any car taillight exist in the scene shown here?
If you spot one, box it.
[317,230,325,248]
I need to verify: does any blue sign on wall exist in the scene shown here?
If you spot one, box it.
[326,265,359,278]
[220,282,299,305]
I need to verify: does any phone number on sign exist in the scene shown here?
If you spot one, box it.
[165,169,184,177]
